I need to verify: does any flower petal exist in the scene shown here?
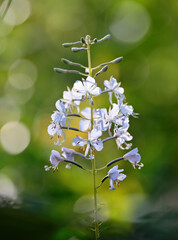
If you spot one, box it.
[79,119,90,131]
[81,107,91,119]
[92,140,103,151]
[50,150,63,166]
[90,86,101,96]
[117,173,127,181]
[72,136,87,147]
[90,128,102,140]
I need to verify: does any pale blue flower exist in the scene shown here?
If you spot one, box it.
[79,107,102,131]
[44,150,64,171]
[123,148,143,169]
[73,76,101,98]
[62,147,75,169]
[62,87,81,111]
[104,76,124,103]
[72,128,103,156]
[108,165,126,190]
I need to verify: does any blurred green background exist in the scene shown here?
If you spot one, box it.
[0,0,178,239]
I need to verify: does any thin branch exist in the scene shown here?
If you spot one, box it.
[102,136,116,143]
[67,113,82,118]
[97,175,108,189]
[106,157,124,167]
[62,126,86,133]
[100,89,112,95]
[74,152,87,159]
[64,159,87,170]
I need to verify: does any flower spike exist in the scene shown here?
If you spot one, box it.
[46,34,143,239]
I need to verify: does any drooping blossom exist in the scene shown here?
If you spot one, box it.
[44,150,64,171]
[108,165,126,190]
[123,148,144,169]
[62,147,75,169]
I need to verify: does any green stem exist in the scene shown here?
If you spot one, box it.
[92,157,99,239]
[86,37,92,77]
[86,36,99,239]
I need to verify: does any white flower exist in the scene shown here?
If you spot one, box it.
[73,76,101,98]
[47,123,63,137]
[104,76,124,103]
[79,107,102,131]
[51,100,67,126]
[105,104,120,130]
[72,128,103,156]
[114,129,133,150]
[99,104,121,133]
[48,100,69,144]
[120,103,134,116]
[108,165,126,190]
[44,150,64,172]
[114,118,132,149]
[123,148,143,169]
[62,147,75,169]
[89,128,103,152]
[62,87,81,111]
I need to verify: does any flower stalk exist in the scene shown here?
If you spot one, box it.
[86,36,99,239]
[46,34,143,239]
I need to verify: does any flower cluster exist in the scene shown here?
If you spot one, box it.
[46,74,143,190]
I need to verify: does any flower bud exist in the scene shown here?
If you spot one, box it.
[95,65,108,77]
[62,43,74,48]
[61,58,71,65]
[93,38,98,43]
[61,58,82,68]
[62,40,81,48]
[100,57,123,67]
[54,68,67,73]
[71,47,87,52]
[80,37,86,44]
[97,34,111,43]
[112,57,123,64]
[54,68,81,75]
